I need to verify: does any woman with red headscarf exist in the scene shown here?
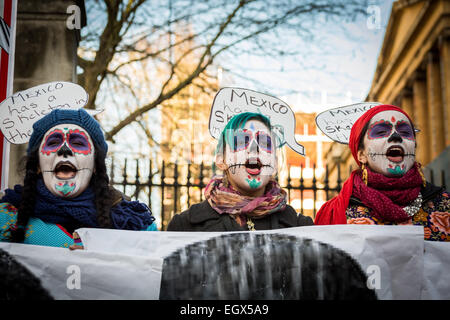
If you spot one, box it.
[314,105,449,241]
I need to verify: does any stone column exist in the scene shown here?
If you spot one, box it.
[8,0,85,188]
[439,31,450,147]
[400,87,414,120]
[412,70,430,165]
[426,49,446,160]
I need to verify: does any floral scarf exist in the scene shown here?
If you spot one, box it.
[204,176,287,227]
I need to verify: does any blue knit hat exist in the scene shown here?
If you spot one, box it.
[27,108,108,157]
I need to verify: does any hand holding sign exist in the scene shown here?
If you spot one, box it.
[209,87,305,155]
[315,102,382,144]
[0,81,91,144]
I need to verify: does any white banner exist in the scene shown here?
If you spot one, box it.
[1,225,449,300]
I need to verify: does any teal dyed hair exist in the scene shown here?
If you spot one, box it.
[213,112,286,174]
[216,112,271,155]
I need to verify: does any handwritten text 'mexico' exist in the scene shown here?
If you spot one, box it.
[0,82,88,144]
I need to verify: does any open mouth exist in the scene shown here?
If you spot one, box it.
[245,158,262,175]
[54,161,77,180]
[386,146,405,163]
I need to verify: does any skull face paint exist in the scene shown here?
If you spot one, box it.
[39,124,95,198]
[362,110,415,177]
[223,120,277,196]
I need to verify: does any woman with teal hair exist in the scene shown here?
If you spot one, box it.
[167,112,313,231]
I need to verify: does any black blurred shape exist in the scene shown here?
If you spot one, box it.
[0,248,53,300]
[160,233,377,300]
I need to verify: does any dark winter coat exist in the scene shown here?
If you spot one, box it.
[167,200,314,232]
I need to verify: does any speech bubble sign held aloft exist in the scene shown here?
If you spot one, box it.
[209,87,305,155]
[315,102,382,144]
[0,81,89,144]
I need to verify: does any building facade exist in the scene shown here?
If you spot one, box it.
[283,111,334,218]
[325,0,450,188]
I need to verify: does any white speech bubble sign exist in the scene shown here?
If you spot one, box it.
[0,81,89,144]
[209,87,305,155]
[315,102,382,144]
[85,108,104,117]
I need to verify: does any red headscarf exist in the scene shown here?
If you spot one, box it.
[314,104,414,225]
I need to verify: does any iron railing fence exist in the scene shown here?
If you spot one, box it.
[109,158,446,230]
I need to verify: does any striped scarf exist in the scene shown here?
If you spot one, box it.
[204,176,287,227]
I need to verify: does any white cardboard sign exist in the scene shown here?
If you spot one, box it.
[0,81,89,144]
[315,102,381,144]
[209,87,305,155]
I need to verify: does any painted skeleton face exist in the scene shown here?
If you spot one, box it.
[39,124,95,198]
[222,120,277,196]
[362,110,416,177]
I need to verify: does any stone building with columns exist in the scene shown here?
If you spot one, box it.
[324,0,450,188]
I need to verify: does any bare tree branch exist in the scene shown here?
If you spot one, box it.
[104,0,248,140]
[79,0,369,141]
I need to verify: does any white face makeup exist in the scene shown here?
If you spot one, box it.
[39,124,95,198]
[220,120,277,196]
[361,110,416,177]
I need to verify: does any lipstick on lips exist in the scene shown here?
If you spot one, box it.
[54,161,77,179]
[245,158,262,175]
[386,145,405,163]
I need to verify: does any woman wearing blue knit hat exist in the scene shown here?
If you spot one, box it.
[0,108,157,249]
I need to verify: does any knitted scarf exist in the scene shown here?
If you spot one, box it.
[352,163,423,222]
[1,179,154,231]
[204,176,287,227]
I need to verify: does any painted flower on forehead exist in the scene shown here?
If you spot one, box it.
[39,124,95,198]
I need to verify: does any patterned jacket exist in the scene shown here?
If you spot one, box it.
[345,182,449,241]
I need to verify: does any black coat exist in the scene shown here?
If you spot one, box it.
[167,200,314,232]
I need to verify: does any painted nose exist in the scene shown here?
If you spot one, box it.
[388,131,403,143]
[248,139,259,153]
[57,143,73,157]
